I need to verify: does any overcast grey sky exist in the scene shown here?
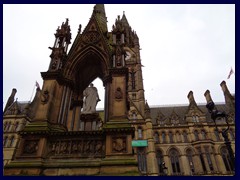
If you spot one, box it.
[3,4,235,109]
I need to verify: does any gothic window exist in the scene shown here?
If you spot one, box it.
[138,127,143,139]
[196,115,199,122]
[194,130,199,141]
[186,149,195,174]
[7,122,12,132]
[154,132,160,143]
[214,129,220,141]
[156,150,164,174]
[3,136,8,147]
[9,136,15,147]
[192,115,199,123]
[3,122,7,131]
[197,148,207,173]
[15,122,19,131]
[221,147,234,172]
[162,132,166,143]
[201,130,207,140]
[132,111,137,121]
[169,149,181,175]
[5,122,10,132]
[169,131,174,143]
[205,150,214,171]
[183,131,188,143]
[137,147,147,173]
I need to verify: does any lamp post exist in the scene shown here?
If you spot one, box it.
[206,101,235,172]
[162,161,168,176]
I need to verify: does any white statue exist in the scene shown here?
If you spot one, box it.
[82,83,101,114]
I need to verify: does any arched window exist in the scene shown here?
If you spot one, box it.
[9,136,15,147]
[138,127,143,139]
[162,132,166,143]
[201,130,207,140]
[3,122,7,131]
[154,132,160,143]
[195,115,199,122]
[214,129,220,141]
[169,149,181,175]
[194,130,199,141]
[137,147,147,173]
[204,147,214,171]
[169,132,174,143]
[7,122,11,132]
[132,111,137,121]
[192,115,199,123]
[3,136,8,147]
[15,122,19,131]
[221,147,234,172]
[197,147,207,173]
[183,131,188,143]
[156,150,164,174]
[186,149,195,175]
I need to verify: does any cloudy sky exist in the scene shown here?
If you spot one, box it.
[3,4,235,109]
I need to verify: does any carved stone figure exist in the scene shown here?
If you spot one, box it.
[115,87,123,99]
[82,83,100,114]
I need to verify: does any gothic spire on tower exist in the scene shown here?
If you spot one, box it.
[93,4,108,33]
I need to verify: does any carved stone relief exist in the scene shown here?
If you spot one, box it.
[23,140,39,154]
[112,137,127,153]
[115,87,123,100]
[48,139,105,158]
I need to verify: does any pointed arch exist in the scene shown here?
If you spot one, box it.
[64,46,110,94]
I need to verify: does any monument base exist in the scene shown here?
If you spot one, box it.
[80,113,102,131]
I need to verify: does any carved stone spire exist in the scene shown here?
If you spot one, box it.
[4,88,17,113]
[121,11,129,27]
[93,4,108,33]
[48,18,71,71]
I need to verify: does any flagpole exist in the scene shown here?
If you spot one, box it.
[29,81,36,102]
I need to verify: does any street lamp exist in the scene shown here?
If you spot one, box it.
[206,101,235,172]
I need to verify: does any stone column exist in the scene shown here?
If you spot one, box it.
[181,154,191,175]
[145,119,158,176]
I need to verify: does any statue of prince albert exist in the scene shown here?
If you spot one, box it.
[82,83,101,114]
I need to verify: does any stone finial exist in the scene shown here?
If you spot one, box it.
[144,100,151,119]
[220,80,229,94]
[220,80,235,112]
[204,90,213,103]
[4,88,17,113]
[187,91,195,103]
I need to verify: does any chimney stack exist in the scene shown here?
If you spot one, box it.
[204,90,213,103]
